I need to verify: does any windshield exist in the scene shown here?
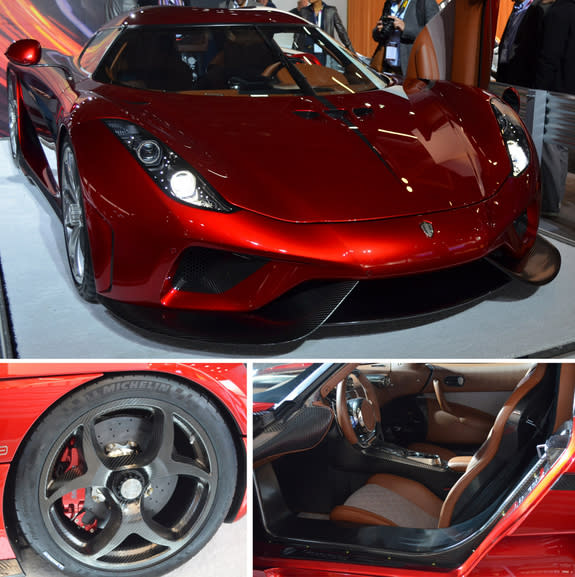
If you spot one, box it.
[253,363,320,404]
[97,24,389,95]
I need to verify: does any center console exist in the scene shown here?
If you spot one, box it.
[365,443,445,468]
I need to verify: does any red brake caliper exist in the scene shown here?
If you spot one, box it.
[59,438,98,532]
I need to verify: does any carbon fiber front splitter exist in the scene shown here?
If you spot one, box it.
[99,262,514,346]
[100,279,359,345]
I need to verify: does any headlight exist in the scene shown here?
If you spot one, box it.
[104,120,235,213]
[490,99,530,177]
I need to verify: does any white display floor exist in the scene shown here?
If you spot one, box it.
[1,138,574,359]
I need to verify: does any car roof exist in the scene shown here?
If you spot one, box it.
[106,6,305,28]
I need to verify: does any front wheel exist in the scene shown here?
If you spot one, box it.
[60,140,97,302]
[13,374,238,577]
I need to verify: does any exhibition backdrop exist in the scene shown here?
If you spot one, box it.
[0,1,105,136]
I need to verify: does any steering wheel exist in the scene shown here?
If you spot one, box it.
[336,371,381,448]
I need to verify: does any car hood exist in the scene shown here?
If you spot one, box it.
[129,81,510,223]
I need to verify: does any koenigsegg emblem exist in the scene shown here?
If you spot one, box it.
[420,221,434,238]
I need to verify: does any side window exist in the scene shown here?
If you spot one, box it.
[79,28,121,74]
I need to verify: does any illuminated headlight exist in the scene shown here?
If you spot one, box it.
[490,99,530,177]
[170,170,197,202]
[104,120,234,213]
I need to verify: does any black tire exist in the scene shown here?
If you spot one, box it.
[7,73,22,167]
[13,374,238,577]
[60,139,98,302]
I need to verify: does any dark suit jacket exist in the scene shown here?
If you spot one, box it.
[497,0,543,88]
[299,4,354,51]
[536,0,575,94]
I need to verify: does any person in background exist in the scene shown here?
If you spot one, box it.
[257,0,277,7]
[535,0,574,214]
[291,0,310,15]
[496,0,542,87]
[372,0,438,74]
[537,0,575,94]
[299,0,354,52]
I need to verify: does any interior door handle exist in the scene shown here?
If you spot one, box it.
[433,378,454,414]
[445,375,465,387]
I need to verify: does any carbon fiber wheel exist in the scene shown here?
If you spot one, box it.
[13,374,238,577]
[60,140,97,302]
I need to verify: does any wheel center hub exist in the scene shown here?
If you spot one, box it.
[120,477,143,501]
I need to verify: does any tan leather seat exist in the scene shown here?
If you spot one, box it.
[406,379,495,461]
[332,364,565,529]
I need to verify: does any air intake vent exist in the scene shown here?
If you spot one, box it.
[172,248,268,294]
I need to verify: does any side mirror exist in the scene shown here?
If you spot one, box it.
[5,39,42,66]
[502,86,520,114]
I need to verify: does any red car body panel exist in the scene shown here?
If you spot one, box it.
[0,362,247,564]
[6,7,557,341]
[0,465,11,560]
[254,417,575,577]
[513,486,575,536]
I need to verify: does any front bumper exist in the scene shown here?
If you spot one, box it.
[101,235,559,344]
[97,173,544,306]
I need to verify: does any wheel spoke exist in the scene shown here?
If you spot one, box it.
[45,471,97,509]
[8,81,19,159]
[84,506,127,560]
[133,515,179,550]
[80,423,105,472]
[147,407,212,485]
[64,153,77,193]
[75,239,85,279]
[85,502,178,561]
[147,407,175,464]
[66,226,81,266]
[165,457,211,485]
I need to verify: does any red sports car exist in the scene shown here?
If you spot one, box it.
[253,362,575,577]
[0,362,247,577]
[5,7,560,343]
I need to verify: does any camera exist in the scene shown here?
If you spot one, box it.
[377,17,395,43]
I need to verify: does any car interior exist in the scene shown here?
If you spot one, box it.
[253,363,575,569]
[98,25,380,95]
